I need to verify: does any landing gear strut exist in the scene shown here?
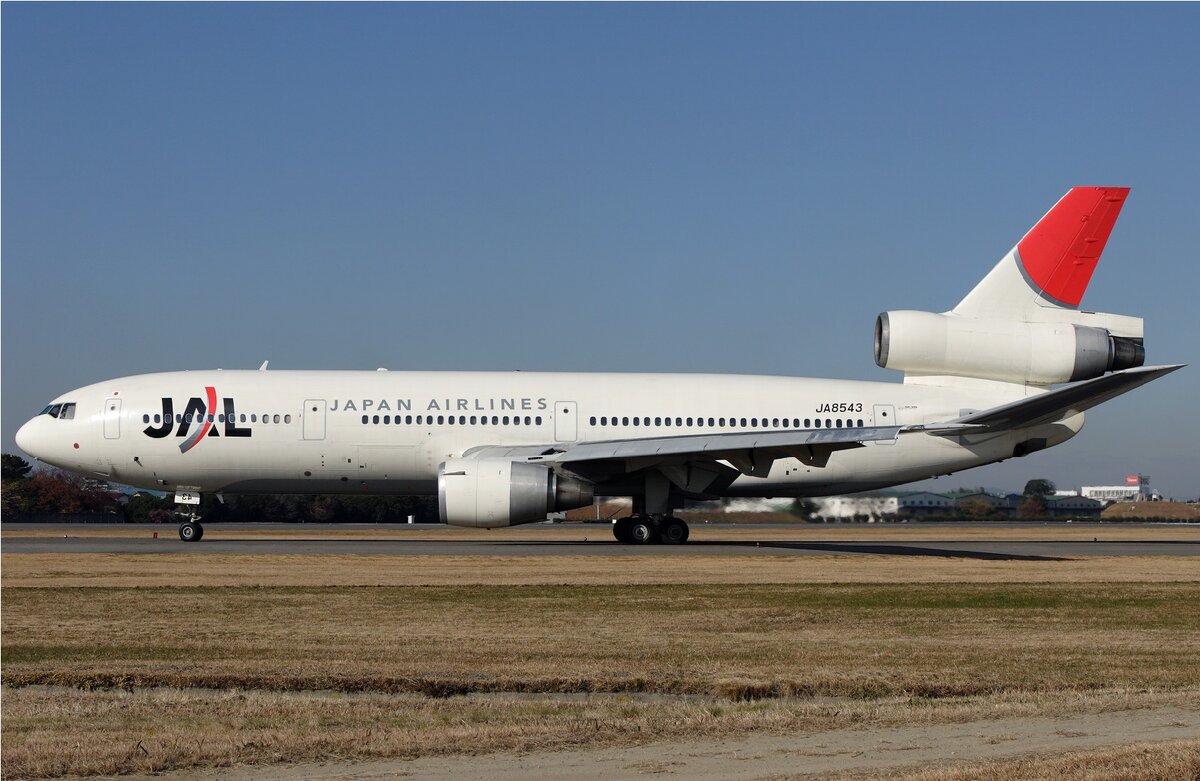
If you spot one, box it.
[612,515,689,545]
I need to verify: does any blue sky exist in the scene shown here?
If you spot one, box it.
[3,4,1198,498]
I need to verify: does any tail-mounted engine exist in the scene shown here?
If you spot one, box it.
[438,458,594,528]
[875,310,1144,385]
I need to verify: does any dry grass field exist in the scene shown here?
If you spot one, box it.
[3,525,1199,779]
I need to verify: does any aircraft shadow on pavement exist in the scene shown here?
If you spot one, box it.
[489,539,1069,562]
[715,540,1068,561]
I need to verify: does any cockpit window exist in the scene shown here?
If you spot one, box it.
[41,402,77,419]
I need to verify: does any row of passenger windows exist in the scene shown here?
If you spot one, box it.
[143,413,291,425]
[362,414,544,426]
[588,415,865,429]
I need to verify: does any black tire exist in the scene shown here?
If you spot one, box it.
[661,518,689,544]
[612,518,631,543]
[179,522,201,542]
[629,520,657,545]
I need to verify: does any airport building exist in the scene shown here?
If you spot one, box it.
[1066,474,1161,503]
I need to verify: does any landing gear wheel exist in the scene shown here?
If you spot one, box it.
[661,517,689,544]
[179,521,204,542]
[629,519,658,545]
[612,518,633,543]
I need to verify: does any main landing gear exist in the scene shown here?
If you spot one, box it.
[612,515,690,545]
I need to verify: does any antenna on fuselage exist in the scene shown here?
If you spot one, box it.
[259,360,269,371]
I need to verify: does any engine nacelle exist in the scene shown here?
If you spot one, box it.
[438,458,594,528]
[875,311,1144,385]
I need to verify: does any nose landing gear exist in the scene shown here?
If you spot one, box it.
[177,516,204,542]
[174,491,204,542]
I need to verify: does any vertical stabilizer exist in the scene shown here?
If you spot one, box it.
[954,187,1129,319]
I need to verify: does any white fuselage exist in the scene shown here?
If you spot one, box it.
[16,369,1081,499]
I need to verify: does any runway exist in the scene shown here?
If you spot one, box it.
[4,523,1198,559]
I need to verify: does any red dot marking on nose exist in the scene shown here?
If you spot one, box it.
[73,443,80,449]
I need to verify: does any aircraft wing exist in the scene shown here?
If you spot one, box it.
[465,425,902,490]
[908,364,1185,436]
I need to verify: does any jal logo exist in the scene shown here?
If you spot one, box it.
[142,386,251,453]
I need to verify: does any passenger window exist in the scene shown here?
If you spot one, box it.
[622,417,629,426]
[686,417,693,426]
[858,418,864,427]
[155,414,162,424]
[813,419,821,428]
[503,416,510,425]
[437,415,445,425]
[633,417,640,427]
[590,416,597,425]
[836,419,842,428]
[675,417,682,426]
[362,415,368,424]
[251,414,257,423]
[536,416,542,425]
[208,414,215,424]
[664,417,672,427]
[448,416,456,426]
[407,415,413,424]
[143,414,150,424]
[470,416,477,425]
[772,418,779,427]
[240,414,247,423]
[825,418,832,428]
[285,415,292,424]
[750,418,757,427]
[654,417,661,426]
[525,416,532,425]
[383,415,390,424]
[600,416,607,426]
[373,415,380,424]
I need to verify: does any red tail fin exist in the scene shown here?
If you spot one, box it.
[1016,187,1129,307]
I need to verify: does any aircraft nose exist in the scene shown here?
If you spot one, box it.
[15,418,43,460]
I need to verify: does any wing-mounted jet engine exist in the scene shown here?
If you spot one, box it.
[438,457,594,528]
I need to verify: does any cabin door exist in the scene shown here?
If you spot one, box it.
[104,398,122,439]
[303,399,327,440]
[554,401,578,442]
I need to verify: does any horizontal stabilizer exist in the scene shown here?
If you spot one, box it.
[916,364,1184,434]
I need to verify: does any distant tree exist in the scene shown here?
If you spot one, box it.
[1018,496,1047,519]
[2,454,33,480]
[1023,479,1056,498]
[2,469,118,515]
[958,498,997,519]
[124,493,174,523]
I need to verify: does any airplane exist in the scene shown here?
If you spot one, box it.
[15,187,1183,544]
